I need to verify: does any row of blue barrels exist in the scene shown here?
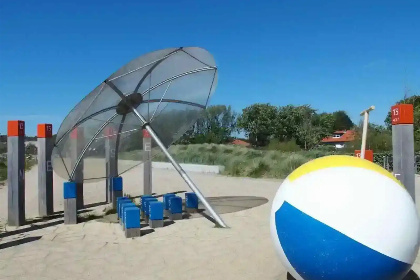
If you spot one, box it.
[116,191,200,238]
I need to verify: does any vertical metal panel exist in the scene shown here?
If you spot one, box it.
[143,135,152,195]
[7,136,25,226]
[70,130,84,209]
[105,137,118,203]
[64,198,77,224]
[392,124,415,201]
[38,137,54,216]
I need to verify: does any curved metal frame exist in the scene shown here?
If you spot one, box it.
[104,77,227,228]
[55,49,227,227]
[56,67,214,145]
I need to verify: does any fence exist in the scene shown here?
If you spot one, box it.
[373,153,420,174]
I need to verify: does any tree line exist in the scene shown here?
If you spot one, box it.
[180,96,420,153]
[179,103,355,150]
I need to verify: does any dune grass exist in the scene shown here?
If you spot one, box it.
[120,144,334,179]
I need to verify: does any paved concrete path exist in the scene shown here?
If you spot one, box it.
[0,165,420,279]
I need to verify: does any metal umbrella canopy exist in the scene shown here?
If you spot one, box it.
[52,47,227,228]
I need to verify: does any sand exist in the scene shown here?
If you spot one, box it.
[0,163,419,280]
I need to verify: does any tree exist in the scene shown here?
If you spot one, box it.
[275,105,330,150]
[345,123,392,152]
[317,113,335,134]
[237,104,278,147]
[178,105,238,144]
[332,111,354,131]
[25,143,37,155]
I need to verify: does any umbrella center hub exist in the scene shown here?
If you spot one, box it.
[116,92,143,115]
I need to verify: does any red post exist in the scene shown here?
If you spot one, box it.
[391,104,414,125]
[355,150,373,162]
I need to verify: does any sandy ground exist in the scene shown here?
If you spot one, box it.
[0,164,419,280]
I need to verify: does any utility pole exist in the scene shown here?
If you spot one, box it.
[360,106,375,159]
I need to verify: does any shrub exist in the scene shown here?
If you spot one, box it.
[0,162,6,181]
[267,139,301,152]
[247,160,270,178]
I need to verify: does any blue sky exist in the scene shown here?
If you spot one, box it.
[1,0,419,136]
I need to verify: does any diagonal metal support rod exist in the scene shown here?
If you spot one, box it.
[108,48,182,82]
[138,67,215,97]
[105,80,228,228]
[133,48,182,94]
[150,81,171,122]
[142,99,206,109]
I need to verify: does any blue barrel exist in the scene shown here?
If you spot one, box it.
[63,182,77,199]
[169,196,183,214]
[117,197,130,218]
[112,176,123,191]
[144,198,158,217]
[185,192,199,209]
[141,195,154,211]
[121,202,136,224]
[124,206,140,229]
[149,201,164,220]
[163,193,176,210]
[119,199,133,219]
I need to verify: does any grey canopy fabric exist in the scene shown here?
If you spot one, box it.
[52,47,218,182]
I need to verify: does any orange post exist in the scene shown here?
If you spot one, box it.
[355,150,374,162]
[7,120,25,137]
[143,129,151,138]
[37,124,53,138]
[391,104,414,125]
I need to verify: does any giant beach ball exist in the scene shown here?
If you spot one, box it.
[270,155,420,280]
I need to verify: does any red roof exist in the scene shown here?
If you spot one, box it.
[321,130,355,143]
[231,139,251,147]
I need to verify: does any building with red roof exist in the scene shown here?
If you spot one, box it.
[321,130,355,149]
[231,139,251,147]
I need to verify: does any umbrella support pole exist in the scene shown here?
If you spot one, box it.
[143,124,228,228]
[105,79,228,228]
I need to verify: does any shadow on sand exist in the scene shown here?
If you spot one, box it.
[187,196,269,225]
[0,236,42,250]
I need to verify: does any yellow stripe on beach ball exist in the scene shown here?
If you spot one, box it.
[288,155,403,187]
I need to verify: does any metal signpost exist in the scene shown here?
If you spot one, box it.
[38,123,54,216]
[105,126,118,203]
[7,120,25,226]
[143,129,152,196]
[70,128,84,209]
[391,104,415,201]
[360,106,375,159]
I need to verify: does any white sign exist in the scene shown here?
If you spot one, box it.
[144,143,151,151]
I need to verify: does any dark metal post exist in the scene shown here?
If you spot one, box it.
[143,129,152,195]
[7,120,25,226]
[64,182,77,224]
[105,126,118,203]
[391,104,415,201]
[70,128,84,209]
[38,124,54,216]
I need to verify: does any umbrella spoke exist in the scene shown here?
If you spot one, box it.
[56,105,118,145]
[150,81,171,122]
[69,113,119,180]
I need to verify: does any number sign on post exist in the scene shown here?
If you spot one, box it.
[391,104,415,201]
